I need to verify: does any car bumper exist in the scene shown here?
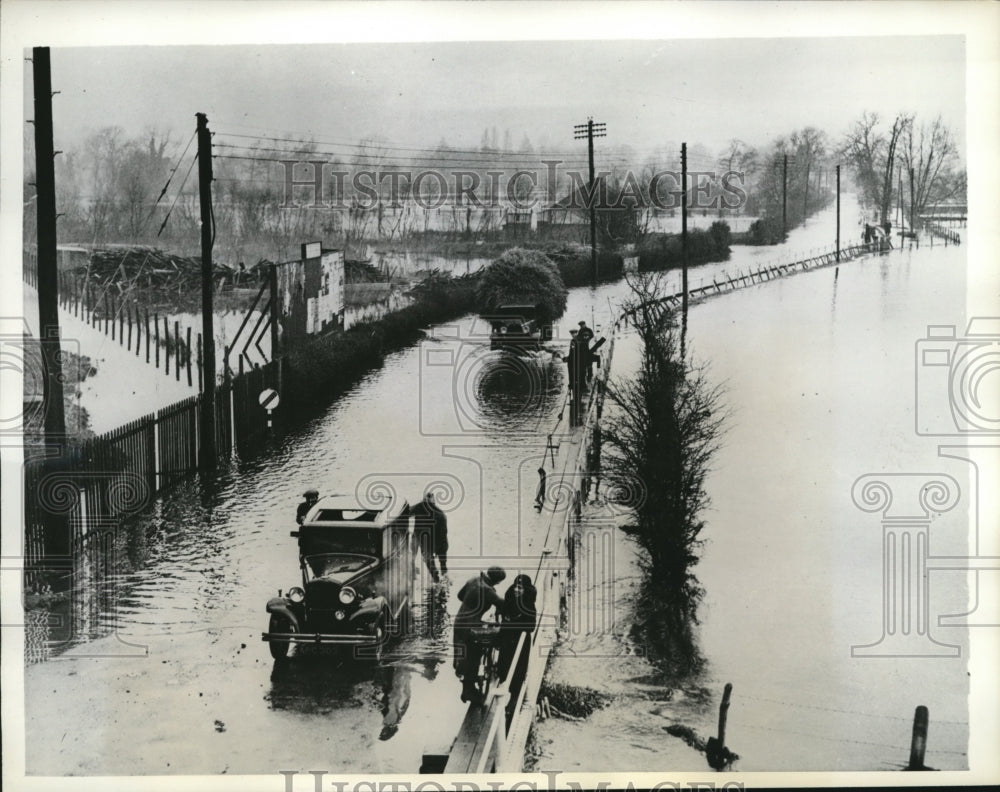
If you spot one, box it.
[262,631,377,646]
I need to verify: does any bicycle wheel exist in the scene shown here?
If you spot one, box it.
[474,645,492,701]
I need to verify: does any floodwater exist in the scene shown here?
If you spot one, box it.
[22,276,620,775]
[533,234,972,772]
[24,197,971,774]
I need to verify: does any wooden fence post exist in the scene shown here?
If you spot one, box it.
[155,313,160,368]
[197,333,203,392]
[119,303,125,345]
[706,682,734,770]
[127,305,133,351]
[186,326,193,387]
[174,320,181,381]
[164,315,170,376]
[907,705,929,770]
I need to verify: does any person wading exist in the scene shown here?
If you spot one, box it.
[412,492,448,582]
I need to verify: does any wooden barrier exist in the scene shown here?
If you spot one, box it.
[25,267,203,385]
[22,364,248,594]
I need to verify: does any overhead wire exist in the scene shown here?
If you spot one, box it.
[140,130,197,234]
[157,147,199,237]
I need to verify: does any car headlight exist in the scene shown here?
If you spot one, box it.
[338,587,357,605]
[288,587,305,604]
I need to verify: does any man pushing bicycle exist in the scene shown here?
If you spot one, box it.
[453,566,506,704]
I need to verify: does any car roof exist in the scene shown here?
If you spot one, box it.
[302,494,408,527]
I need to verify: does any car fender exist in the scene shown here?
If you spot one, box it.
[265,598,301,632]
[349,596,388,628]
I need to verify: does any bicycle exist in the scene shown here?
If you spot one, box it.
[464,622,501,704]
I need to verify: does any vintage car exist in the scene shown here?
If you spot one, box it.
[483,304,545,352]
[262,494,414,661]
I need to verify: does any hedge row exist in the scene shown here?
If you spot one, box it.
[636,221,731,272]
[538,242,625,287]
[282,272,479,417]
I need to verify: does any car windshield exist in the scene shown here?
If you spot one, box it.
[298,527,381,557]
[305,554,375,580]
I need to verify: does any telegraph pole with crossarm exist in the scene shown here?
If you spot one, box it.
[574,119,606,285]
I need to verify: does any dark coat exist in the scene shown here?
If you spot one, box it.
[455,574,504,630]
[296,499,317,525]
[563,338,587,389]
[502,583,537,634]
[411,499,448,553]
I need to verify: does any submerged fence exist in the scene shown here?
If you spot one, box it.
[23,361,277,595]
[621,240,878,324]
[23,251,204,387]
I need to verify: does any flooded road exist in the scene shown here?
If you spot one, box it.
[26,197,970,774]
[24,277,622,775]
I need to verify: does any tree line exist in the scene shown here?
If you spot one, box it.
[23,113,963,266]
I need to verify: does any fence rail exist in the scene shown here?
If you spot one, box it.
[23,250,202,386]
[621,241,878,325]
[922,221,961,245]
[22,361,277,595]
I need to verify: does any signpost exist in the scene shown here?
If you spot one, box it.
[259,387,280,432]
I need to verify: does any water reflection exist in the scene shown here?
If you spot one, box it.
[473,351,562,432]
[267,652,375,716]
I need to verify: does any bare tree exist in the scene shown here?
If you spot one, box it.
[841,112,912,225]
[790,127,827,218]
[900,115,960,217]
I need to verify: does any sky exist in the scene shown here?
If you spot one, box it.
[30,36,966,164]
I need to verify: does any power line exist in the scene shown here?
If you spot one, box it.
[157,148,199,237]
[214,125,603,159]
[213,124,722,166]
[213,142,631,170]
[140,130,197,233]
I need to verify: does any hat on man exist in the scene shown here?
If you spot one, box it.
[303,488,319,498]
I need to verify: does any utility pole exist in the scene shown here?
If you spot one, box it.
[781,153,788,240]
[898,172,903,231]
[574,118,606,285]
[196,113,216,472]
[909,166,916,238]
[32,47,66,449]
[835,165,841,263]
[681,142,688,360]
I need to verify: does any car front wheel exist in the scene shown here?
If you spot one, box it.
[268,614,293,660]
